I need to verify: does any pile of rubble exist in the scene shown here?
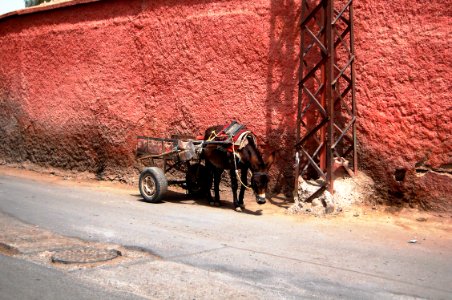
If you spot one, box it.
[288,171,377,216]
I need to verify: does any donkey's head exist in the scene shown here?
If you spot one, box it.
[249,152,275,204]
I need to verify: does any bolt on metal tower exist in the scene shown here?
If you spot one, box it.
[294,0,357,200]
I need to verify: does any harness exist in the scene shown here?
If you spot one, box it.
[208,121,257,189]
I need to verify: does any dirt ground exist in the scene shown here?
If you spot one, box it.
[1,164,451,241]
[1,163,451,299]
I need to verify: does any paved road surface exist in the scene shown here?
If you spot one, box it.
[0,255,140,300]
[0,173,451,299]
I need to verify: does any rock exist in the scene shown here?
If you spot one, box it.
[287,203,303,214]
[311,199,322,207]
[325,204,335,214]
[311,205,325,216]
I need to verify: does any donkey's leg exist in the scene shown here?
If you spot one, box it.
[229,169,240,211]
[205,161,215,206]
[213,169,223,206]
[238,167,248,209]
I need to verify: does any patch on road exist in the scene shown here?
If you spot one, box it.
[51,247,122,264]
[0,212,157,271]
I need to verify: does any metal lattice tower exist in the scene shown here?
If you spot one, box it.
[295,0,357,199]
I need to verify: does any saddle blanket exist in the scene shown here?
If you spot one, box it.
[219,122,256,152]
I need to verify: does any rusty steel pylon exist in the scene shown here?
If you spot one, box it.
[294,0,357,200]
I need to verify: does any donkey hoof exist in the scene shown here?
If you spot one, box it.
[215,202,222,207]
[209,201,215,206]
[235,207,243,212]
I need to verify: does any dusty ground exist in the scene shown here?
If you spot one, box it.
[1,163,451,299]
[1,164,450,237]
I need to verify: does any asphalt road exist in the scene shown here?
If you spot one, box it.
[0,254,140,300]
[0,173,451,299]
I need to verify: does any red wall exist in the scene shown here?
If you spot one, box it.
[0,0,450,209]
[354,0,451,210]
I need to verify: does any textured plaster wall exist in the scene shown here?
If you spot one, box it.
[355,0,451,210]
[0,0,450,209]
[0,0,299,186]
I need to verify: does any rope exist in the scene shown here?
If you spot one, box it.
[209,128,252,189]
[232,144,251,190]
[207,130,218,141]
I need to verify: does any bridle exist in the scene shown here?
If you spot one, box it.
[232,145,268,190]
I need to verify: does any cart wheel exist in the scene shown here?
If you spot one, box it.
[186,163,208,197]
[139,167,168,203]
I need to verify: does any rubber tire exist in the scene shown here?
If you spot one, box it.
[139,167,168,203]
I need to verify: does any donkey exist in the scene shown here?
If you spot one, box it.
[202,125,275,212]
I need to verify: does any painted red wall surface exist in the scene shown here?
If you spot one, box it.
[354,1,451,210]
[0,0,450,209]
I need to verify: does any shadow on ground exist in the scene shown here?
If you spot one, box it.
[131,188,295,216]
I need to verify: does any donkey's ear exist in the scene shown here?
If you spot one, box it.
[265,151,276,170]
